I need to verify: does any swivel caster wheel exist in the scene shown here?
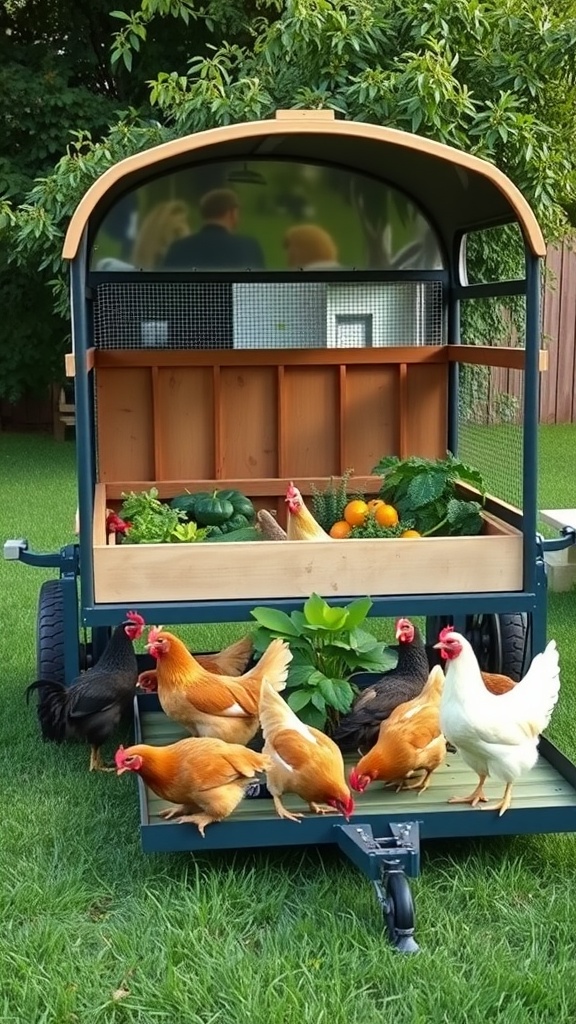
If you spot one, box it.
[382,871,419,953]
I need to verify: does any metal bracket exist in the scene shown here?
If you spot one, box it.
[334,821,420,879]
[334,822,420,953]
[537,527,576,555]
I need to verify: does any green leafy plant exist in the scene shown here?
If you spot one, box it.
[169,521,212,543]
[372,453,486,537]
[119,487,186,544]
[250,593,396,732]
[310,469,364,531]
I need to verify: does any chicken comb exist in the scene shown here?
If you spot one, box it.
[439,624,455,641]
[285,481,299,499]
[147,626,164,644]
[126,611,145,626]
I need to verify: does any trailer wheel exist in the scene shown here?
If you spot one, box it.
[383,871,419,953]
[426,613,529,680]
[36,579,66,684]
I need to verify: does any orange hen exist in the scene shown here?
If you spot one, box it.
[350,665,447,795]
[137,635,254,692]
[146,629,292,744]
[115,738,270,836]
[259,681,354,821]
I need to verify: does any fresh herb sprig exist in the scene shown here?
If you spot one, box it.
[311,469,365,531]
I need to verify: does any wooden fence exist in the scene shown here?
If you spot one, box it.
[540,242,576,424]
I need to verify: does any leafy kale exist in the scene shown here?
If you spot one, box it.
[371,453,486,537]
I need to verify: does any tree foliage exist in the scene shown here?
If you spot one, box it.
[2,0,576,398]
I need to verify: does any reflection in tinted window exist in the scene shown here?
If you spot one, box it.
[92,161,443,272]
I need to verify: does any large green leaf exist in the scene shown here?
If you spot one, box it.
[407,472,447,509]
[342,596,372,629]
[328,678,356,713]
[303,592,328,627]
[287,663,316,688]
[286,689,311,713]
[299,704,327,730]
[250,607,301,636]
[310,691,326,713]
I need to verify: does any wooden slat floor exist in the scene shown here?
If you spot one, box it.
[140,710,576,826]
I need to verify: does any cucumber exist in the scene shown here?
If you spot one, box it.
[203,528,262,544]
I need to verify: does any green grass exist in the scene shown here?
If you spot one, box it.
[1,428,576,1023]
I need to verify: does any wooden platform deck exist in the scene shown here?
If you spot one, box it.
[132,699,576,854]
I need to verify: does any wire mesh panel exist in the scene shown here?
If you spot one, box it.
[92,280,444,350]
[458,296,525,509]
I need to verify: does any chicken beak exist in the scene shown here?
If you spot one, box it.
[116,766,128,776]
[433,641,444,650]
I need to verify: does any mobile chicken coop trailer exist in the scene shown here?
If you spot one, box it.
[6,108,576,951]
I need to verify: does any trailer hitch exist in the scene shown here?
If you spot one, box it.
[334,821,420,953]
[3,538,79,572]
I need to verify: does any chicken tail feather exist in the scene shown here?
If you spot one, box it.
[217,635,254,675]
[258,680,304,740]
[248,637,292,691]
[25,679,69,743]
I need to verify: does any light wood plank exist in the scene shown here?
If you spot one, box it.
[93,511,522,603]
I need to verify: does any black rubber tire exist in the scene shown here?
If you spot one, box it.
[384,872,418,953]
[425,612,529,680]
[36,578,66,684]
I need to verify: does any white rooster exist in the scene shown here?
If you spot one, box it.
[434,628,560,816]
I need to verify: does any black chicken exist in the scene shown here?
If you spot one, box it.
[26,611,145,772]
[333,618,430,754]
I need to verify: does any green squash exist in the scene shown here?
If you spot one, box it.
[218,512,250,534]
[214,489,255,521]
[169,492,200,519]
[194,494,235,526]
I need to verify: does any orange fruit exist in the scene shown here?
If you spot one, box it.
[344,499,369,527]
[367,499,384,513]
[329,520,352,539]
[401,529,421,538]
[375,503,399,528]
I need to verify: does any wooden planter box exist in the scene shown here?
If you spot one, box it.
[93,480,522,604]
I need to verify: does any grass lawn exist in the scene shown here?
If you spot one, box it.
[0,428,575,1024]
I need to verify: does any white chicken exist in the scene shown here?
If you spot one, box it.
[434,629,560,816]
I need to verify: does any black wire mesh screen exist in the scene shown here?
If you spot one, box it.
[457,296,525,509]
[92,280,444,350]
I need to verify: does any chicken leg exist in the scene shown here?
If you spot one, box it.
[89,745,115,772]
[308,802,336,815]
[175,812,218,837]
[448,774,488,807]
[272,794,303,823]
[480,782,513,817]
[399,769,434,794]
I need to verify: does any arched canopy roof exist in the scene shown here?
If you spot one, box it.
[62,109,545,261]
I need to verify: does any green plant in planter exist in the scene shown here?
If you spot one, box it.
[250,594,396,732]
